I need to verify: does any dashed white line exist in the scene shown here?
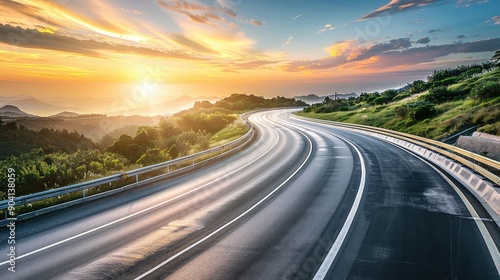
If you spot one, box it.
[134,115,314,280]
[0,116,281,267]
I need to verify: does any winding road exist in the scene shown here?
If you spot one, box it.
[0,109,499,279]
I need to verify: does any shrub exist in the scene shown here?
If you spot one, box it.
[373,96,391,105]
[394,106,409,118]
[393,92,411,101]
[433,76,459,87]
[422,86,467,103]
[404,101,436,121]
[471,81,500,100]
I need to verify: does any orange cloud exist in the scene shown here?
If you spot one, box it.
[325,41,356,57]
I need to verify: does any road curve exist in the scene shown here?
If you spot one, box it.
[0,109,498,280]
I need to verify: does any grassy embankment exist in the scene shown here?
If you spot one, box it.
[298,67,500,140]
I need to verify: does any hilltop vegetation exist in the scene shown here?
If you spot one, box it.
[0,121,97,159]
[0,94,304,198]
[299,59,500,139]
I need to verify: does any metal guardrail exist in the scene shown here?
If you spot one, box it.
[0,114,255,217]
[295,116,500,186]
[441,125,477,145]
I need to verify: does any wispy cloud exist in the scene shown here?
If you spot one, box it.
[415,37,431,44]
[0,0,151,43]
[240,19,264,26]
[215,0,242,9]
[284,37,500,72]
[456,0,489,7]
[360,0,443,20]
[158,0,263,28]
[283,36,294,48]
[347,38,412,62]
[491,15,500,25]
[217,60,279,73]
[360,0,488,20]
[316,24,336,35]
[158,0,237,27]
[121,8,144,15]
[169,33,217,54]
[0,24,201,60]
[292,15,301,21]
[428,29,444,33]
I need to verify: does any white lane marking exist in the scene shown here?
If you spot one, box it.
[312,134,367,280]
[134,113,314,280]
[298,114,500,277]
[0,113,281,267]
[277,114,368,279]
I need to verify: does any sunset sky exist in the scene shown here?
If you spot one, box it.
[0,0,499,103]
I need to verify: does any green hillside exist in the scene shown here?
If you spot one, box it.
[298,61,500,140]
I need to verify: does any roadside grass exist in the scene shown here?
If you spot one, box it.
[298,95,500,140]
[210,119,249,145]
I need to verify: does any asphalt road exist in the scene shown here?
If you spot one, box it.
[0,109,498,280]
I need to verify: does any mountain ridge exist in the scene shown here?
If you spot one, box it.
[0,105,36,118]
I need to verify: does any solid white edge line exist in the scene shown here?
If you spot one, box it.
[311,134,366,279]
[279,113,368,279]
[297,115,500,277]
[0,113,281,267]
[134,114,314,280]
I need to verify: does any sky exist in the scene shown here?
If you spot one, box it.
[0,0,499,105]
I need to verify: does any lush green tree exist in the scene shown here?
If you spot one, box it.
[409,80,428,95]
[404,101,436,121]
[89,161,104,175]
[107,134,135,162]
[136,148,170,166]
[193,101,213,109]
[323,96,332,105]
[134,126,159,148]
[99,134,116,150]
[492,50,500,65]
[196,131,210,150]
[471,81,500,100]
[394,106,409,118]
[158,117,180,140]
[75,165,87,179]
[373,96,391,105]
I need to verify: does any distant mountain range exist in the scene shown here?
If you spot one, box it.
[108,95,220,116]
[0,97,74,116]
[0,93,361,117]
[0,105,35,118]
[293,93,358,104]
[0,95,220,117]
[49,111,80,118]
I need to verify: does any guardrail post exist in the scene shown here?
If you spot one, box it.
[136,174,139,183]
[167,166,170,173]
[82,189,86,198]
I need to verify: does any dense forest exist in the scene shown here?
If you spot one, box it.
[301,55,499,138]
[0,94,305,198]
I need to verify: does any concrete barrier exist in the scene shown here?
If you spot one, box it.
[457,132,500,161]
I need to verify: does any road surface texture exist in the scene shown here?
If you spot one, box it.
[0,109,498,280]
